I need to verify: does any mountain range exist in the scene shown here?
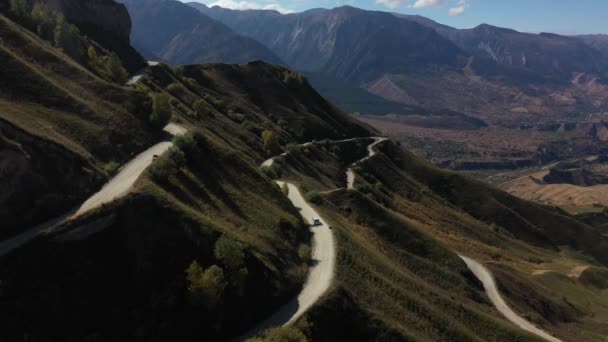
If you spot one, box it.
[180,3,608,123]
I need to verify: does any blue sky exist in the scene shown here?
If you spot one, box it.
[184,0,608,34]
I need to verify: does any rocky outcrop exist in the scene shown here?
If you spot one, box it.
[32,0,146,72]
[0,120,104,240]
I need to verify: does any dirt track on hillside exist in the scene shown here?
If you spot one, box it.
[460,255,562,342]
[0,123,186,257]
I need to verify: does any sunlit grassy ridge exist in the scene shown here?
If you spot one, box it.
[273,136,608,340]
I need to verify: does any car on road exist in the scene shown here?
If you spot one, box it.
[312,217,321,226]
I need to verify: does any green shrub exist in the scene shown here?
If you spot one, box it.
[184,77,199,89]
[281,183,290,196]
[53,14,85,59]
[242,121,262,135]
[101,161,120,175]
[176,103,190,116]
[168,146,186,167]
[105,52,128,84]
[304,190,322,204]
[167,83,187,97]
[261,165,278,179]
[10,0,28,19]
[150,93,172,129]
[298,244,312,263]
[374,181,384,191]
[87,45,98,63]
[88,49,129,84]
[228,111,246,123]
[174,66,185,78]
[213,98,226,110]
[355,183,373,194]
[193,99,214,118]
[31,4,54,38]
[214,235,245,271]
[173,134,198,156]
[185,261,227,309]
[277,119,289,128]
[262,130,281,154]
[247,327,308,342]
[283,70,305,87]
[285,143,300,153]
[149,147,184,182]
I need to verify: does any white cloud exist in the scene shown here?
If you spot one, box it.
[261,3,294,13]
[448,5,464,15]
[411,0,449,9]
[207,0,294,13]
[375,0,403,9]
[375,0,470,15]
[448,0,469,16]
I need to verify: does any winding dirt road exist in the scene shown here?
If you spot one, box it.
[261,137,374,169]
[125,61,159,86]
[346,137,388,189]
[277,181,336,325]
[240,181,336,339]
[459,255,562,342]
[244,136,386,338]
[0,123,186,257]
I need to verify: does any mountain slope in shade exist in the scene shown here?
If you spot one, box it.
[578,34,608,58]
[191,5,463,80]
[0,8,157,239]
[118,0,284,66]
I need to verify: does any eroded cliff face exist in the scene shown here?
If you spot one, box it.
[34,0,146,72]
[0,120,104,239]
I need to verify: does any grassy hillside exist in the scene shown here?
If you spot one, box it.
[296,190,546,341]
[270,137,608,341]
[2,3,608,340]
[0,61,375,340]
[0,11,158,238]
[133,62,373,157]
[370,143,608,265]
[0,134,311,341]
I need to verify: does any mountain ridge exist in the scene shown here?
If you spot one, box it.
[187,4,608,121]
[118,0,285,66]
